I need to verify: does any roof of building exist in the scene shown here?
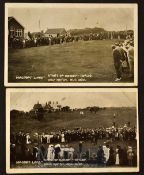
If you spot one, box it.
[8,16,25,29]
[45,28,66,34]
[44,102,52,109]
[33,102,43,110]
[32,32,45,37]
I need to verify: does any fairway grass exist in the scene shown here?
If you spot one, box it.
[8,40,133,83]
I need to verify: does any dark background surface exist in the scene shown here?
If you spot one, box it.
[0,0,144,174]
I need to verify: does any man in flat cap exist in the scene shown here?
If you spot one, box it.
[111,44,122,81]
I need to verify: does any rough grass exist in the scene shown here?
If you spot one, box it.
[10,107,137,134]
[8,40,133,83]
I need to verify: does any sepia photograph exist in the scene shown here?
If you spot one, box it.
[5,3,138,86]
[6,88,139,173]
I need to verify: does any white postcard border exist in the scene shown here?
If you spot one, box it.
[4,3,138,87]
[6,88,139,173]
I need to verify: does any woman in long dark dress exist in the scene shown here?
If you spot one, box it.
[97,145,105,165]
[107,146,115,166]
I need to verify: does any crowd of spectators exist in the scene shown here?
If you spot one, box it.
[10,124,137,167]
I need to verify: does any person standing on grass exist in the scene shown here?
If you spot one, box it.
[115,145,120,166]
[118,146,124,166]
[115,145,124,166]
[68,146,75,160]
[79,141,83,158]
[103,143,110,164]
[26,133,31,144]
[122,147,128,166]
[54,144,61,159]
[59,145,65,159]
[61,132,65,143]
[33,144,39,161]
[127,42,134,78]
[107,146,115,166]
[112,44,123,82]
[127,146,134,166]
[10,144,16,164]
[64,144,69,159]
[97,145,105,165]
[47,145,55,160]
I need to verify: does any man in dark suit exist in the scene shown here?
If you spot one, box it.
[111,45,122,81]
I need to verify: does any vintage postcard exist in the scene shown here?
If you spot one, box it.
[6,88,139,173]
[5,3,138,86]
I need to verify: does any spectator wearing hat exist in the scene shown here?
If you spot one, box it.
[103,142,110,163]
[127,42,134,78]
[127,146,134,166]
[68,146,75,160]
[107,146,115,166]
[97,145,105,165]
[111,45,122,81]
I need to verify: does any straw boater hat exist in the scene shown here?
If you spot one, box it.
[115,43,119,46]
[49,144,53,148]
[128,146,132,149]
[55,144,61,148]
[34,132,38,136]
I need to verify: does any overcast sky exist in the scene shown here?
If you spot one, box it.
[10,91,136,112]
[8,5,134,32]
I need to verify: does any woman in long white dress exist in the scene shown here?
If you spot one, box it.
[26,133,31,144]
[115,147,120,165]
[47,145,55,160]
[61,132,65,143]
[59,145,65,159]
